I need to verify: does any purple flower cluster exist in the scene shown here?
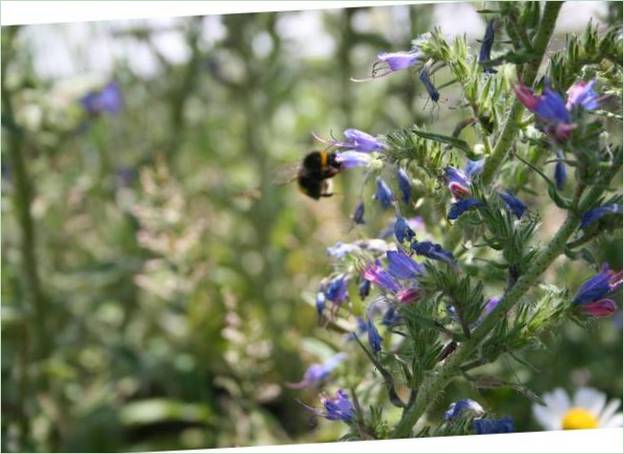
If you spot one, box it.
[572,264,622,318]
[514,79,600,141]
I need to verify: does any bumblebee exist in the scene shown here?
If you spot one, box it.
[274,148,342,200]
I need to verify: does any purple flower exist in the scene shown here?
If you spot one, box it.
[566,80,600,111]
[580,203,623,229]
[419,67,440,102]
[315,291,326,319]
[582,299,618,318]
[386,249,425,280]
[325,276,349,305]
[483,296,501,316]
[478,19,497,73]
[366,319,382,353]
[473,417,514,434]
[287,353,347,389]
[448,198,484,220]
[498,190,527,219]
[363,262,401,293]
[352,201,365,224]
[319,389,355,422]
[397,287,422,304]
[514,80,600,141]
[534,88,571,124]
[554,149,567,190]
[373,50,422,77]
[464,159,485,179]
[445,166,471,199]
[382,306,402,327]
[397,168,412,204]
[335,151,372,169]
[80,81,123,115]
[515,83,570,124]
[341,129,386,152]
[444,399,485,421]
[373,177,394,209]
[411,240,456,267]
[359,278,371,300]
[394,216,416,243]
[573,263,622,306]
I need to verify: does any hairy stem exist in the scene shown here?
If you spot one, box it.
[481,2,563,186]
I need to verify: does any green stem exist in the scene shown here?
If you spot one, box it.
[1,28,49,358]
[481,1,563,186]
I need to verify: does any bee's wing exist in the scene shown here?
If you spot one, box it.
[271,161,302,186]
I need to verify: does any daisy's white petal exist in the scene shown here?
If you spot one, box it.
[543,388,571,418]
[574,387,607,416]
[533,403,560,430]
[598,398,622,427]
[603,413,623,428]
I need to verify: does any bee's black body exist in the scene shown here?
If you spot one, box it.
[297,151,341,199]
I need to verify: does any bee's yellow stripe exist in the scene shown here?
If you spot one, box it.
[320,151,328,168]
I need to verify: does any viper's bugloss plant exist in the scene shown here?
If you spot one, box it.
[295,2,622,440]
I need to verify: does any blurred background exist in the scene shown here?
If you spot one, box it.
[1,2,621,451]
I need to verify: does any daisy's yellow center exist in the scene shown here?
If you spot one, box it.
[561,408,599,430]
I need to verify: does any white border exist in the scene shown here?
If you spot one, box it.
[1,1,421,26]
[1,2,621,453]
[192,428,624,453]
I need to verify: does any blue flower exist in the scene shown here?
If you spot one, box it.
[464,159,485,179]
[394,216,416,243]
[373,177,394,209]
[363,262,401,293]
[325,276,349,304]
[478,19,497,73]
[448,198,483,220]
[359,279,371,300]
[386,249,425,280]
[554,149,567,190]
[498,190,527,219]
[352,201,365,224]
[444,166,471,199]
[444,399,485,421]
[572,263,622,306]
[315,291,326,319]
[287,353,347,389]
[373,50,422,77]
[366,319,382,353]
[344,317,369,343]
[341,128,386,152]
[580,203,623,229]
[80,81,123,115]
[319,389,355,422]
[397,168,412,204]
[533,88,571,124]
[483,296,501,316]
[335,151,372,169]
[382,306,402,327]
[419,67,440,102]
[566,79,600,111]
[411,240,456,266]
[473,417,514,434]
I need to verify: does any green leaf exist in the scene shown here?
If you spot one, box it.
[411,129,475,158]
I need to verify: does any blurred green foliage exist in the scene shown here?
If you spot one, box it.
[1,3,621,452]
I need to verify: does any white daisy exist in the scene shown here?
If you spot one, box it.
[533,387,623,430]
